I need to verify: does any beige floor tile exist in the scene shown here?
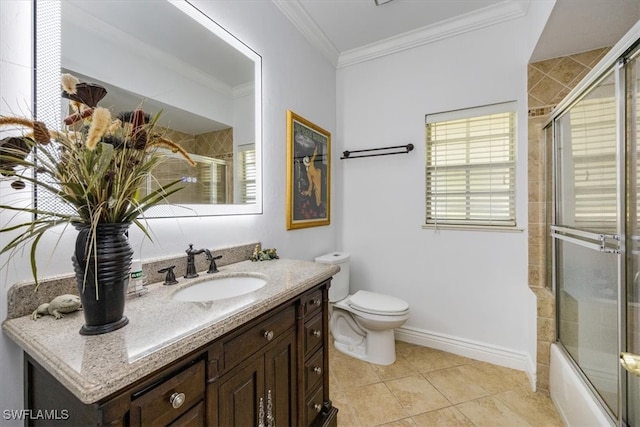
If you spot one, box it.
[401,345,474,373]
[330,341,562,427]
[378,417,418,427]
[336,401,361,427]
[331,350,382,390]
[456,395,532,426]
[495,389,565,426]
[423,366,491,404]
[412,407,474,427]
[385,375,451,415]
[345,382,409,426]
[456,361,530,394]
[370,354,419,381]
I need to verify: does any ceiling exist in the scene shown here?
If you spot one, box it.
[274,0,640,67]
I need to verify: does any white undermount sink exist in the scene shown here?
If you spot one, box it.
[172,276,267,302]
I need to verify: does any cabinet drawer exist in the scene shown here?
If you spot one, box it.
[305,386,324,426]
[131,360,205,426]
[304,313,323,357]
[304,348,324,395]
[224,306,296,371]
[301,288,323,318]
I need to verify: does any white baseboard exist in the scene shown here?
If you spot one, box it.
[394,325,536,391]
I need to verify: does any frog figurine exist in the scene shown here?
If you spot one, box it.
[31,294,82,320]
[250,244,279,262]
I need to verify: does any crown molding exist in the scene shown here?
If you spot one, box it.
[338,1,530,68]
[274,0,529,69]
[272,0,340,67]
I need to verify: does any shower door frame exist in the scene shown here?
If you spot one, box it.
[548,36,640,427]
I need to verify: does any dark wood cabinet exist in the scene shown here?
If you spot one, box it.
[24,279,337,427]
[216,327,296,426]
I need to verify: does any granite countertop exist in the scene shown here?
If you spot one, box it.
[2,259,339,404]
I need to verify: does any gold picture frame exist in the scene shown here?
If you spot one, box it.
[286,110,331,230]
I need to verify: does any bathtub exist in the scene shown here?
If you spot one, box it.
[550,343,615,426]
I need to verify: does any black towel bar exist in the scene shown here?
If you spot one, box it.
[340,143,414,160]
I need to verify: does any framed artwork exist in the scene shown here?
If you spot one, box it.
[286,110,331,230]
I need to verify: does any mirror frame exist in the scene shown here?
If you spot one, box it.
[35,0,263,217]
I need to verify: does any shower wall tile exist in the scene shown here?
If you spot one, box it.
[528,264,543,286]
[537,316,555,343]
[546,57,586,86]
[570,48,609,68]
[537,340,551,366]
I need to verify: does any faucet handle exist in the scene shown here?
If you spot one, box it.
[207,254,222,274]
[186,244,194,254]
[158,265,179,285]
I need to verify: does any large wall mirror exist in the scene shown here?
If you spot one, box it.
[35,0,262,217]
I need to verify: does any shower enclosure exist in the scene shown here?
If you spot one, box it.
[548,35,640,426]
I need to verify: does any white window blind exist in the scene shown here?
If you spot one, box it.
[425,102,516,227]
[238,145,256,203]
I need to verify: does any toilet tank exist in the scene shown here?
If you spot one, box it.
[315,252,350,302]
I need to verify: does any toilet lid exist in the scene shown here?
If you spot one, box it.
[348,290,409,316]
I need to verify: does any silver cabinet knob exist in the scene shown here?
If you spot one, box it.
[314,403,322,413]
[264,330,274,341]
[170,392,185,409]
[312,329,321,338]
[313,366,322,375]
[310,298,321,307]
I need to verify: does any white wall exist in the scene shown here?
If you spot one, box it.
[1,0,34,422]
[0,0,337,415]
[337,1,553,374]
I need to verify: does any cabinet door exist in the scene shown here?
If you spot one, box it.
[264,329,297,427]
[217,357,264,427]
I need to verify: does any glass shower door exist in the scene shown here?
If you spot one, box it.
[553,66,621,418]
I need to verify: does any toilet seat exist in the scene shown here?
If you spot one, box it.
[347,290,409,316]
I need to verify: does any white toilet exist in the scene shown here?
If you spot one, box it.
[315,252,410,365]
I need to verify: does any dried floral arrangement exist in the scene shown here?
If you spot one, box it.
[0,73,195,284]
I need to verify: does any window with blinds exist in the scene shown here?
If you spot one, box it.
[425,102,516,227]
[238,146,256,203]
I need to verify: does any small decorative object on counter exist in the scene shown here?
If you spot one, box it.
[31,294,82,320]
[250,245,279,262]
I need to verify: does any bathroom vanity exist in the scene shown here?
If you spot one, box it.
[3,258,339,426]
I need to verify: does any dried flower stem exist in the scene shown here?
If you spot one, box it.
[0,116,50,144]
[85,107,111,149]
[148,136,196,167]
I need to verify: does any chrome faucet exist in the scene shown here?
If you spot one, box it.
[185,244,208,278]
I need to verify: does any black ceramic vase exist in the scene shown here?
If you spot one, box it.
[72,222,133,335]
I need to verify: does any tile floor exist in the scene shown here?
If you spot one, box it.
[329,340,564,426]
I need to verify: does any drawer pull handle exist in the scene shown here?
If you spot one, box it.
[314,403,323,413]
[170,392,186,409]
[312,329,321,338]
[313,366,322,375]
[264,330,274,341]
[310,298,321,307]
